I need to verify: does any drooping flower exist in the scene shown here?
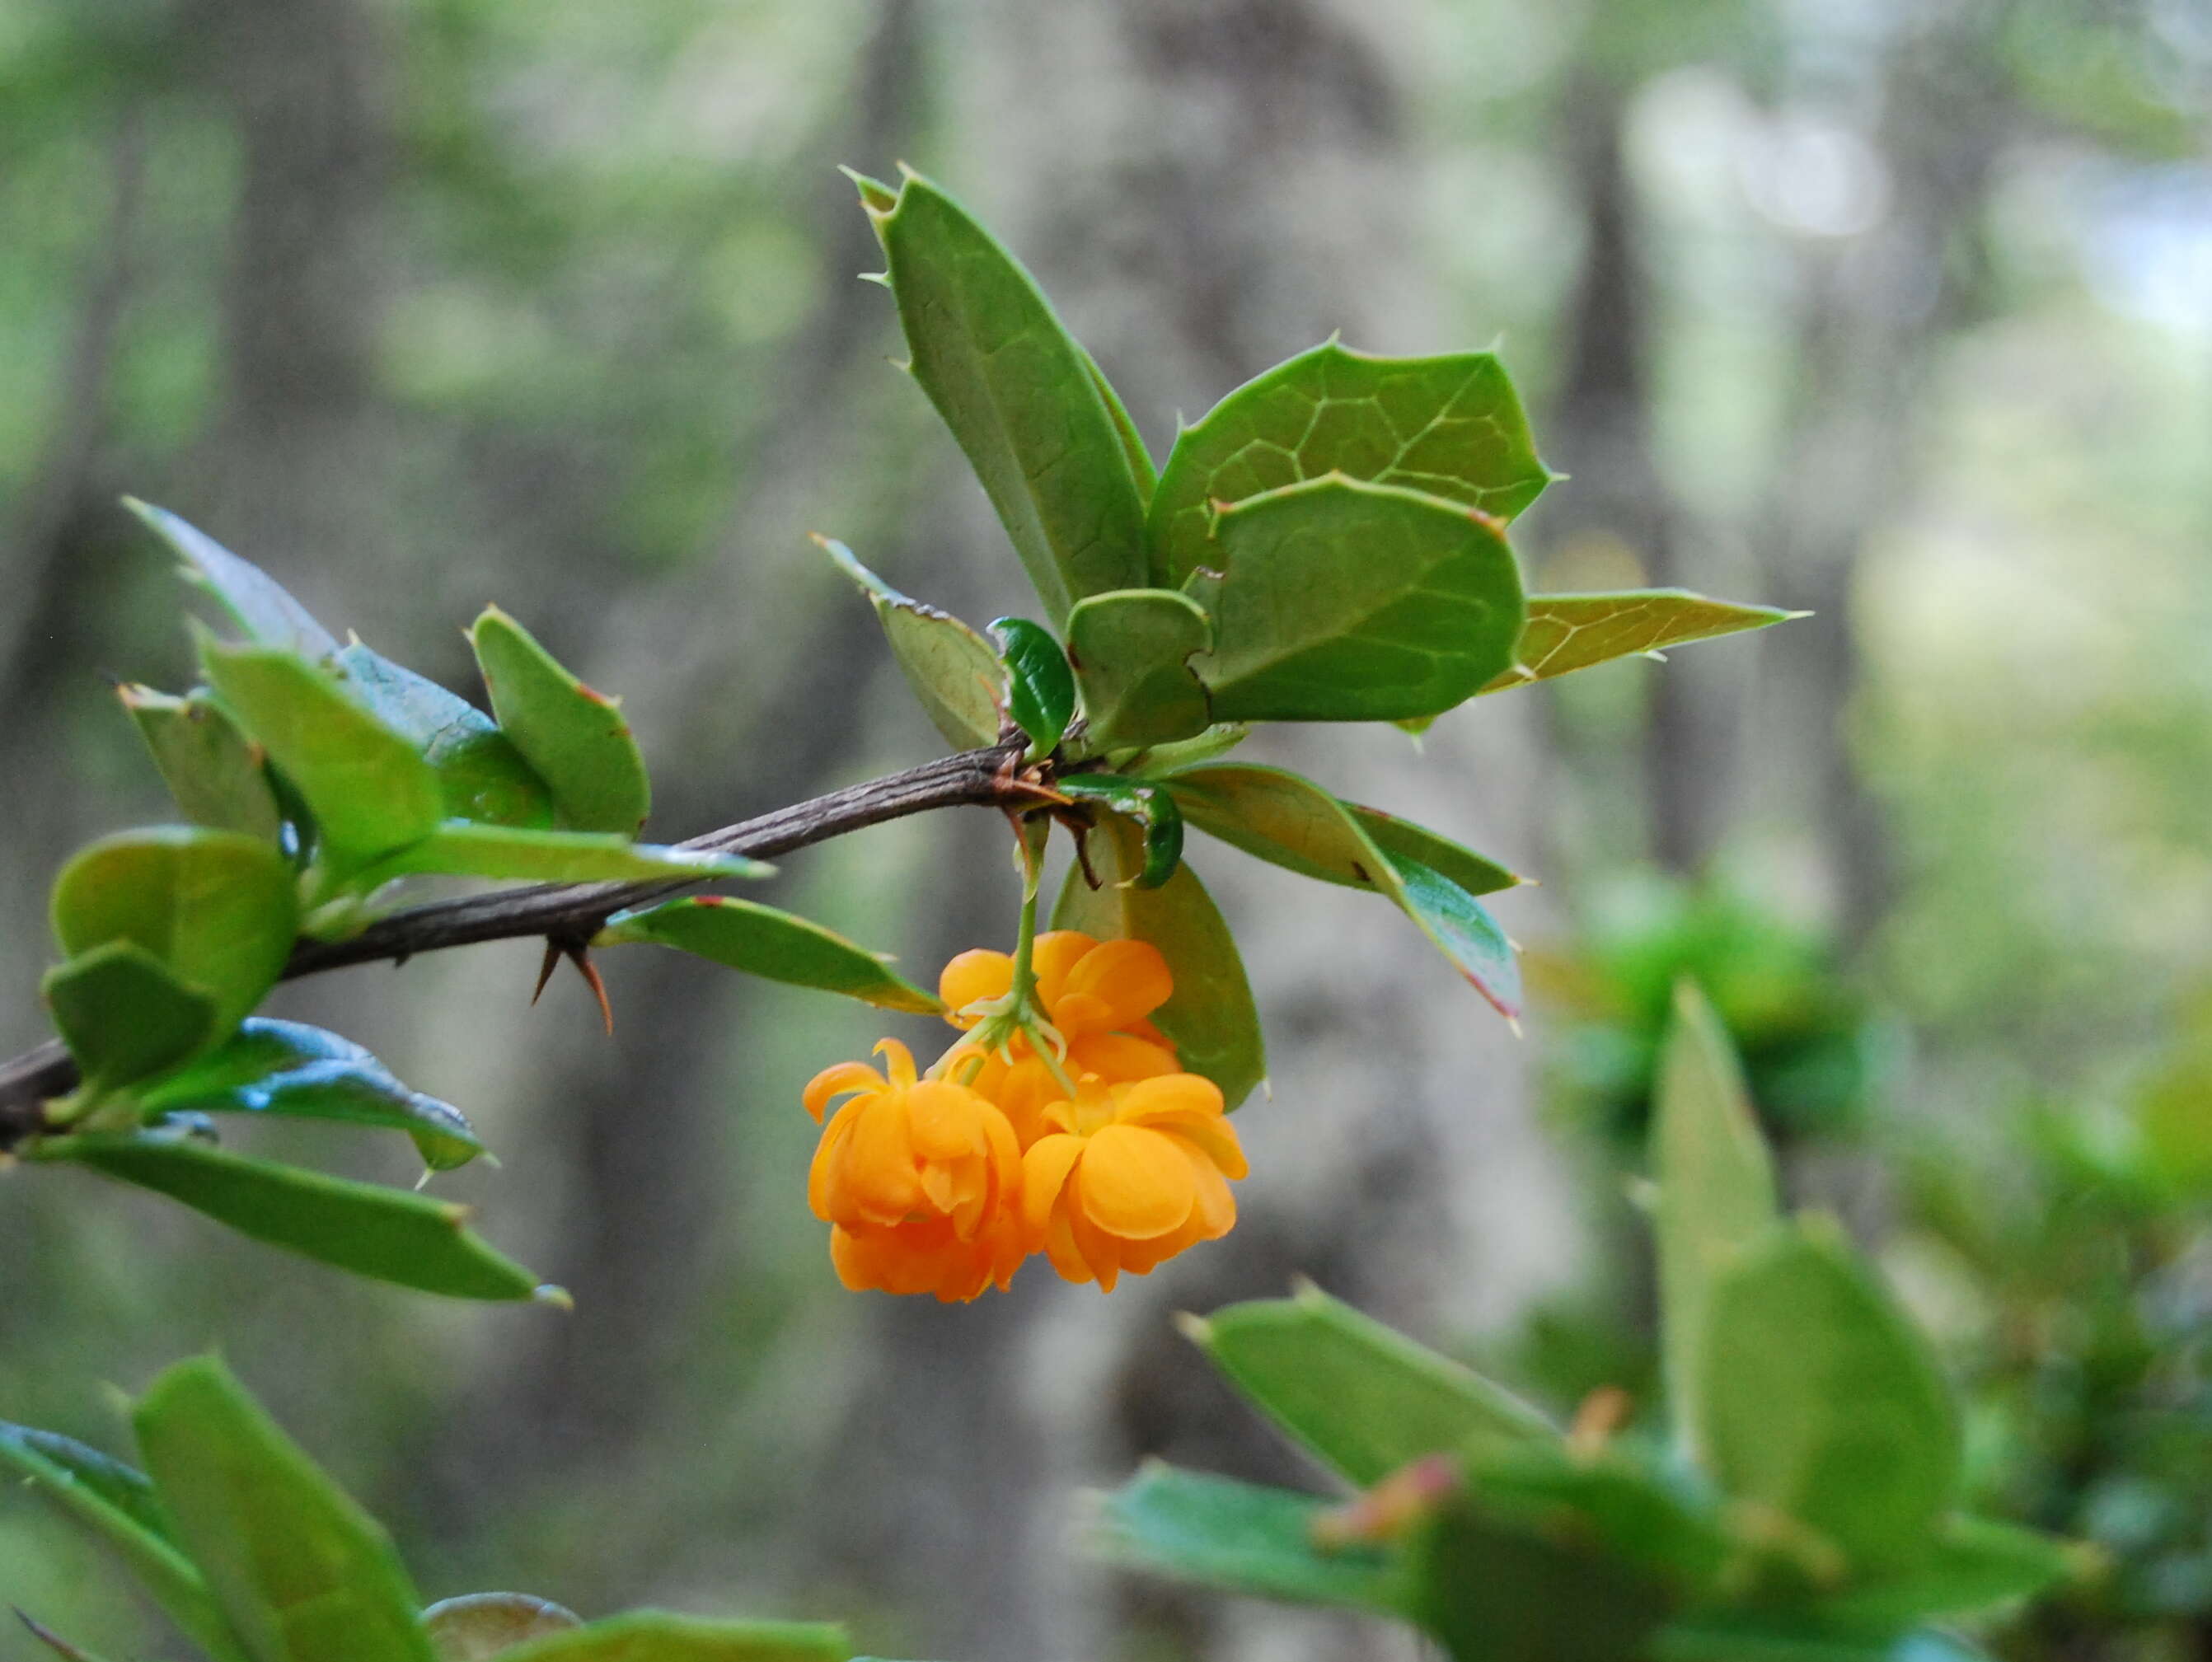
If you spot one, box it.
[803,1039,1024,1301]
[1020,1070,1248,1291]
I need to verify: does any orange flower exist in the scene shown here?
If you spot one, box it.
[1020,1071,1247,1291]
[804,1039,1024,1301]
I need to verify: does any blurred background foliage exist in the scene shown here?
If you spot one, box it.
[1,1,2207,1659]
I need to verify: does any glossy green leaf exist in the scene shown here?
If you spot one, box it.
[134,1356,433,1662]
[468,607,651,835]
[424,1596,582,1662]
[1343,804,1520,898]
[120,686,284,844]
[1408,1496,1674,1662]
[1187,475,1525,723]
[856,168,1149,624]
[817,536,1001,750]
[51,827,298,1039]
[333,642,555,829]
[137,1018,482,1171]
[1653,982,1781,1463]
[1053,817,1264,1109]
[1094,1463,1411,1615]
[199,639,445,867]
[990,616,1074,756]
[35,1135,551,1301]
[127,499,340,662]
[1188,1282,1553,1486]
[1084,344,1157,503]
[1821,1515,2083,1627]
[492,1615,851,1662]
[45,943,218,1093]
[1481,590,1799,695]
[1150,339,1550,586]
[1065,588,1211,750]
[0,1423,246,1662]
[359,823,769,887]
[1159,764,1523,1017]
[1131,723,1249,771]
[1056,774,1183,889]
[597,896,940,1014]
[1698,1227,1961,1566]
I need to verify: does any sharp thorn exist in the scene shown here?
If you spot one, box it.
[531,940,561,1005]
[568,945,615,1037]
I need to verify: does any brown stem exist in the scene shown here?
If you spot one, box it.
[0,741,1029,1145]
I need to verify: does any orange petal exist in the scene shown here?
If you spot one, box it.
[905,1080,986,1161]
[871,1037,918,1090]
[939,949,1014,1026]
[1021,1134,1085,1235]
[1062,938,1172,1030]
[1163,1109,1248,1180]
[1114,1073,1226,1126]
[803,1062,883,1121]
[1070,1032,1179,1084]
[845,1098,921,1224]
[1030,930,1097,1014]
[1176,1137,1238,1237]
[1076,1124,1197,1239]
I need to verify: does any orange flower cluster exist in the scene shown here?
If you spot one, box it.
[803,932,1248,1300]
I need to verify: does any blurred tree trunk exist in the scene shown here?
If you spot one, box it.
[805,5,1582,1660]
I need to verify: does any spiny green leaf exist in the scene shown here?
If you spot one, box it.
[1698,1226,1961,1568]
[1151,339,1550,587]
[1053,817,1263,1109]
[1094,1463,1412,1616]
[1653,982,1781,1465]
[424,1595,581,1662]
[198,639,445,868]
[1188,475,1525,723]
[490,1614,851,1662]
[856,168,1149,624]
[597,896,940,1014]
[817,536,1002,750]
[359,823,769,887]
[468,607,651,835]
[990,616,1074,756]
[120,686,284,845]
[126,500,340,662]
[1065,588,1211,751]
[50,827,298,1039]
[1483,590,1800,695]
[0,1423,247,1662]
[1158,763,1523,1017]
[34,1135,551,1302]
[1056,775,1183,889]
[134,1355,434,1662]
[44,943,218,1093]
[1188,1282,1553,1486]
[137,1019,483,1172]
[333,642,555,829]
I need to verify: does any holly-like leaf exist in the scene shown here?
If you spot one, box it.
[137,1019,483,1172]
[1056,775,1183,889]
[1159,763,1522,1017]
[817,536,1002,750]
[1821,1516,2084,1628]
[359,823,769,887]
[1054,817,1264,1109]
[1186,475,1525,723]
[333,642,555,829]
[491,1614,851,1662]
[199,639,445,868]
[33,1135,551,1301]
[45,943,218,1093]
[1188,1283,1554,1486]
[854,168,1150,624]
[1094,1463,1412,1616]
[1697,1226,1961,1568]
[1150,339,1551,586]
[120,686,285,844]
[51,827,299,1039]
[1343,804,1520,898]
[1652,983,1781,1465]
[127,499,340,662]
[1482,590,1799,695]
[1065,588,1212,751]
[991,616,1074,755]
[424,1595,581,1661]
[134,1356,434,1662]
[0,1423,247,1662]
[596,896,940,1014]
[467,607,650,835]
